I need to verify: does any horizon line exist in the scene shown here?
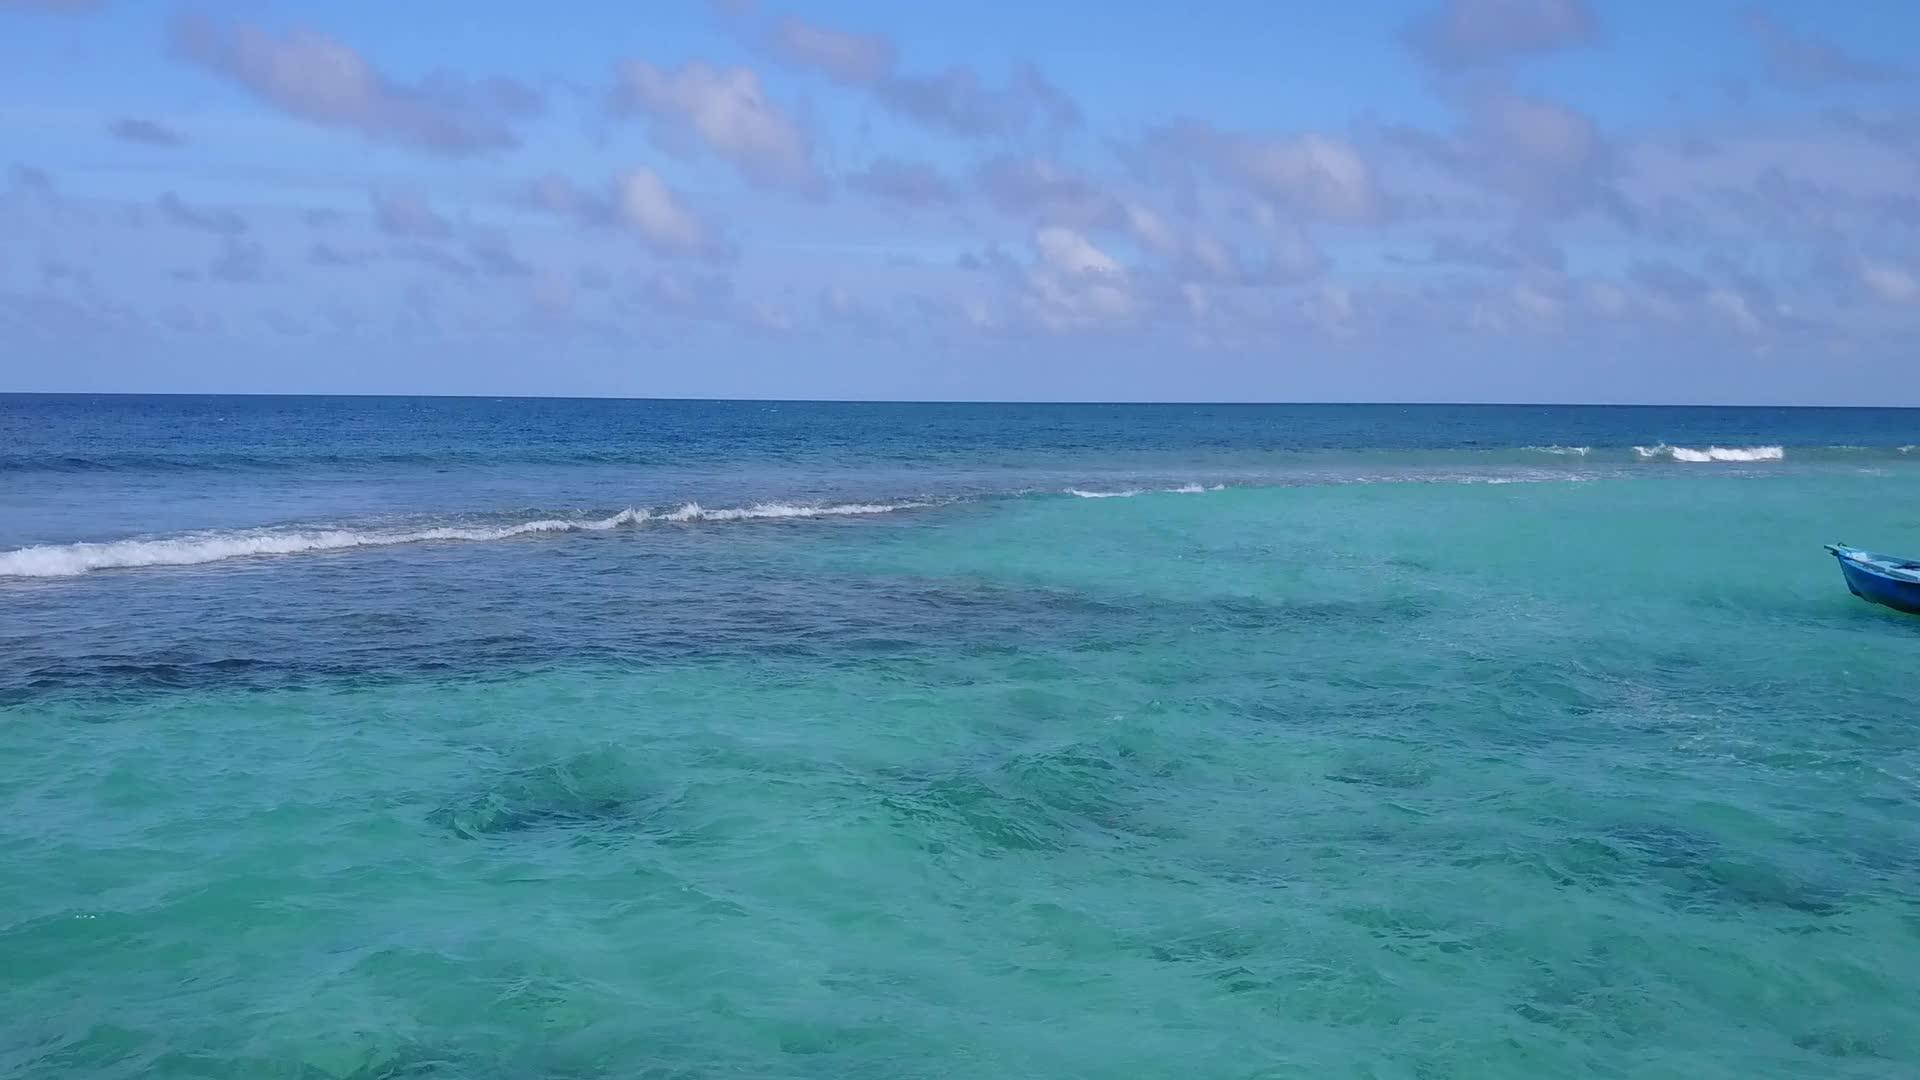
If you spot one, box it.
[4,391,1918,410]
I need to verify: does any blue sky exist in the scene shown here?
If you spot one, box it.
[2,0,1918,403]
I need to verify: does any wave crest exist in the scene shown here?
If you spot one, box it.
[1066,483,1220,499]
[660,501,919,522]
[1633,444,1785,463]
[0,501,924,578]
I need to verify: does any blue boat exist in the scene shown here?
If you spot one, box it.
[1826,544,1920,614]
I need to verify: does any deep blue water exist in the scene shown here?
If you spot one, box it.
[7,395,1919,473]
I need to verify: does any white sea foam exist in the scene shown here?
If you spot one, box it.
[1633,444,1785,463]
[1680,445,1785,462]
[660,501,917,522]
[1068,483,1217,498]
[1526,445,1591,456]
[0,501,923,578]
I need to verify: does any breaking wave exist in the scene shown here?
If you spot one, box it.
[1066,484,1221,499]
[1633,444,1786,463]
[0,501,927,578]
[658,501,913,522]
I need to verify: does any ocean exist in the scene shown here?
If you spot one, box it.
[3,395,1918,1078]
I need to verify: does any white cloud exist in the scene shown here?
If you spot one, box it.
[1743,10,1904,88]
[1025,226,1134,329]
[1472,92,1601,180]
[520,174,610,225]
[745,299,796,333]
[171,15,540,156]
[1036,226,1121,276]
[370,188,451,240]
[157,192,246,234]
[1188,130,1387,224]
[1862,261,1920,304]
[1584,280,1632,317]
[773,18,893,84]
[1125,203,1242,281]
[848,157,956,206]
[1409,86,1624,219]
[1708,287,1764,335]
[1180,282,1213,321]
[308,241,371,268]
[209,238,269,284]
[762,13,1079,140]
[1408,0,1595,69]
[516,169,724,260]
[1189,235,1239,281]
[819,286,863,320]
[613,61,819,191]
[616,168,717,257]
[108,117,185,146]
[1123,203,1178,254]
[1303,284,1356,335]
[1510,281,1562,324]
[1460,279,1575,335]
[876,63,1079,141]
[978,156,1118,227]
[1250,205,1329,281]
[633,270,735,317]
[8,163,54,195]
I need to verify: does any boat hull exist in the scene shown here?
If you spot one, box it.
[1834,554,1920,614]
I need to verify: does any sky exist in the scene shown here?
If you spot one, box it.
[2,0,1918,403]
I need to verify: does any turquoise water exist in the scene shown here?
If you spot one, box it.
[3,398,1920,1077]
